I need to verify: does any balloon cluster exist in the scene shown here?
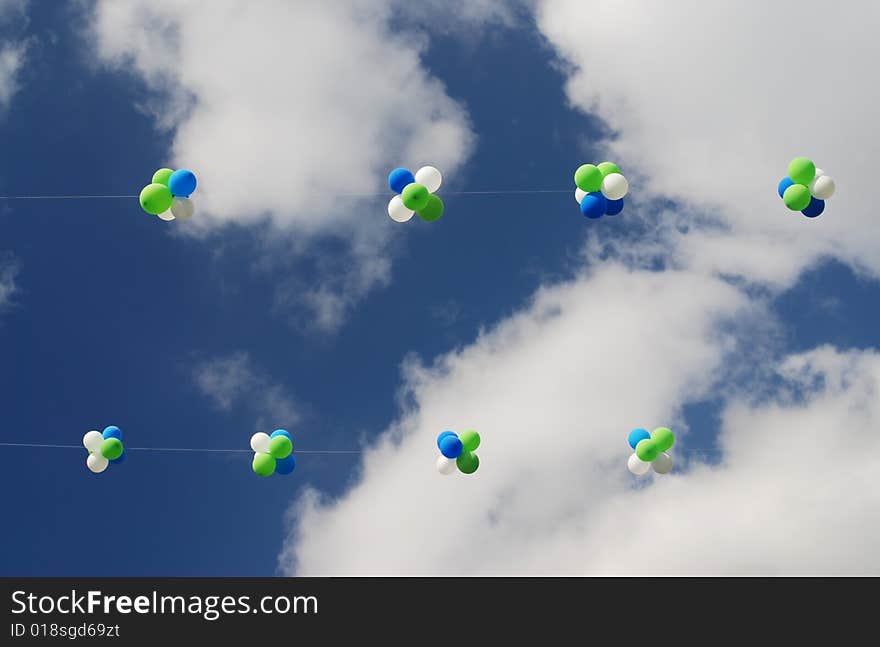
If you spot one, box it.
[250,430,296,477]
[82,425,126,474]
[778,157,835,218]
[436,430,480,475]
[139,167,198,222]
[626,427,675,476]
[387,166,445,223]
[574,162,629,219]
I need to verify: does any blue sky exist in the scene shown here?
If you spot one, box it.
[2,2,879,576]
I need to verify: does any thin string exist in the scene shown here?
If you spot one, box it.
[447,189,570,195]
[0,441,720,454]
[0,442,361,454]
[0,195,139,200]
[0,189,572,200]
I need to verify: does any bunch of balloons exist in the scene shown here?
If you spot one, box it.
[82,425,126,474]
[574,162,629,219]
[387,166,444,223]
[626,427,675,476]
[436,430,480,475]
[778,157,835,218]
[250,430,296,477]
[139,167,198,222]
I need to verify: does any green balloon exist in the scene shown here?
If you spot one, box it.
[783,184,811,211]
[456,450,479,474]
[100,438,124,461]
[651,427,675,453]
[152,168,174,186]
[401,182,430,211]
[788,157,816,186]
[252,453,276,477]
[635,438,659,462]
[269,435,292,459]
[139,183,173,215]
[459,430,480,452]
[597,162,621,178]
[417,194,444,222]
[574,164,602,192]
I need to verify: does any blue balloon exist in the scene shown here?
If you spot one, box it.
[275,454,296,475]
[627,428,651,449]
[110,450,126,464]
[438,435,463,459]
[605,198,624,216]
[271,429,292,441]
[388,167,415,194]
[168,169,197,197]
[436,431,457,450]
[580,192,607,219]
[102,426,122,440]
[801,197,825,218]
[778,177,794,198]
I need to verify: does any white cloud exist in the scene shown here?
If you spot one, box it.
[534,0,880,287]
[280,259,880,574]
[194,352,299,428]
[89,0,477,328]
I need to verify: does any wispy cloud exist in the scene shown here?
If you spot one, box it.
[0,252,20,310]
[194,352,299,428]
[0,0,31,111]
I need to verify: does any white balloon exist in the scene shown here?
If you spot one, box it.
[170,197,194,221]
[157,210,176,222]
[87,453,109,474]
[575,188,586,204]
[813,167,825,179]
[601,173,628,200]
[250,432,271,454]
[810,175,835,200]
[415,166,442,193]
[83,430,104,453]
[437,455,457,475]
[387,195,414,223]
[653,452,673,474]
[627,453,651,476]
